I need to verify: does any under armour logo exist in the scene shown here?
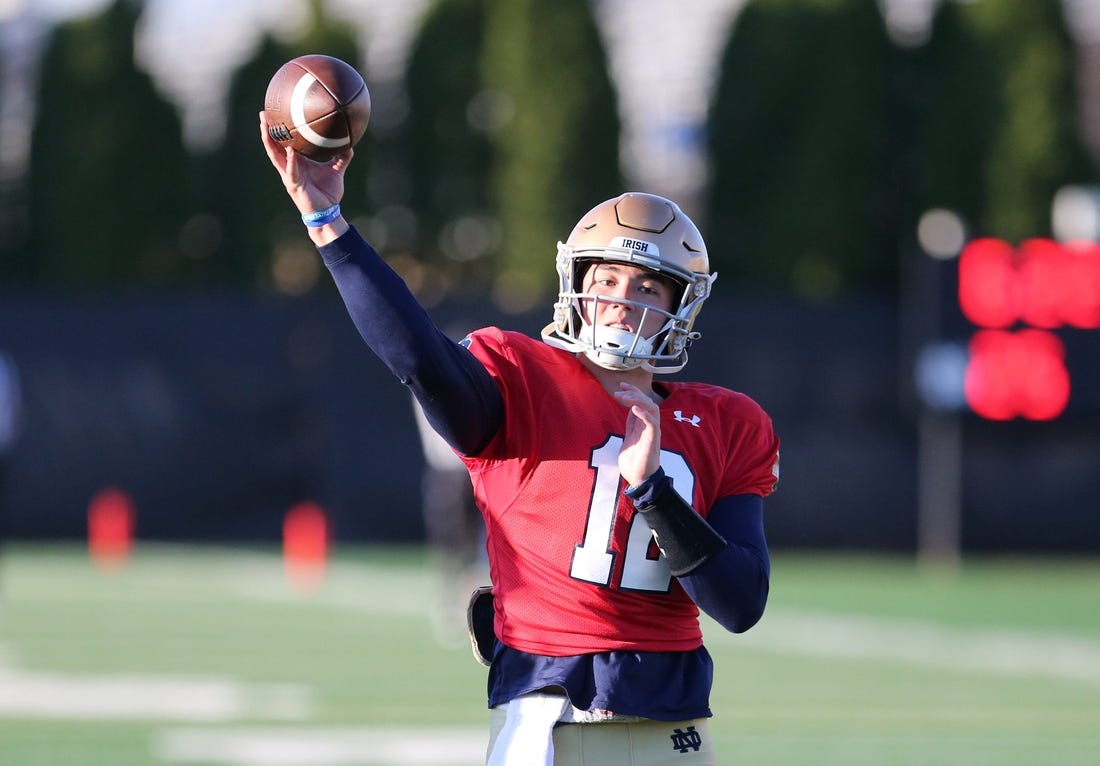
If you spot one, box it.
[673,410,701,427]
[670,726,703,753]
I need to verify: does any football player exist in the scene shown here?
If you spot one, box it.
[261,114,780,766]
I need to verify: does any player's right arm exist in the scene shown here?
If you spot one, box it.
[259,112,503,456]
[317,227,503,456]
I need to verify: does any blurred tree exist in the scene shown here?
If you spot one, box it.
[204,0,368,291]
[23,0,192,286]
[706,0,902,301]
[403,0,495,288]
[912,0,1095,242]
[480,0,621,309]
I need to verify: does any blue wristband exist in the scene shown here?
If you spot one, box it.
[302,204,341,227]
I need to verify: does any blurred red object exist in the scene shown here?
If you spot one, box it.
[965,329,1070,421]
[959,238,1100,330]
[284,501,329,592]
[88,487,134,571]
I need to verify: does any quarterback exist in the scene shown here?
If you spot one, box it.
[261,114,780,765]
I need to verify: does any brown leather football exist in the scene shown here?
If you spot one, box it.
[263,54,371,162]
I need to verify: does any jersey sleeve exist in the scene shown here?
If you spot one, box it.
[720,394,781,500]
[457,327,525,459]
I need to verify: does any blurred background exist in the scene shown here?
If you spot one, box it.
[2,0,1098,557]
[1,2,1099,765]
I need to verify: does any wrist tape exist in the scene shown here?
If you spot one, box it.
[625,467,727,576]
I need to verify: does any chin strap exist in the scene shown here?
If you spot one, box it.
[624,467,727,576]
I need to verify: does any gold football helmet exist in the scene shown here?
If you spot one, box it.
[541,193,716,373]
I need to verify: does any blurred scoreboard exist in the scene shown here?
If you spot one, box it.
[957,238,1100,420]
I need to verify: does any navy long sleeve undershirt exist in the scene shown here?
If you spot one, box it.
[316,226,768,632]
[678,494,770,632]
[317,227,502,456]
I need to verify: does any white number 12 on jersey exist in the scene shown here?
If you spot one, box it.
[570,435,695,592]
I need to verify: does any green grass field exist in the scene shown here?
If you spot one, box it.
[1,544,1098,765]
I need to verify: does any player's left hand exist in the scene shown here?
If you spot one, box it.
[613,382,661,487]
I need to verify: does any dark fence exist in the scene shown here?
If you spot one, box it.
[1,287,1097,553]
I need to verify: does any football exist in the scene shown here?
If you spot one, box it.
[263,54,371,162]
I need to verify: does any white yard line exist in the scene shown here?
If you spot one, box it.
[0,652,312,721]
[228,574,432,617]
[154,726,487,766]
[717,608,1100,686]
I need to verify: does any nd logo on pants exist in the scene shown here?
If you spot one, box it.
[487,695,717,766]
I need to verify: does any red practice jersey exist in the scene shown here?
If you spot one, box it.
[462,328,780,657]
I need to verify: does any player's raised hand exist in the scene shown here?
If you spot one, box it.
[259,111,351,236]
[613,382,662,487]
